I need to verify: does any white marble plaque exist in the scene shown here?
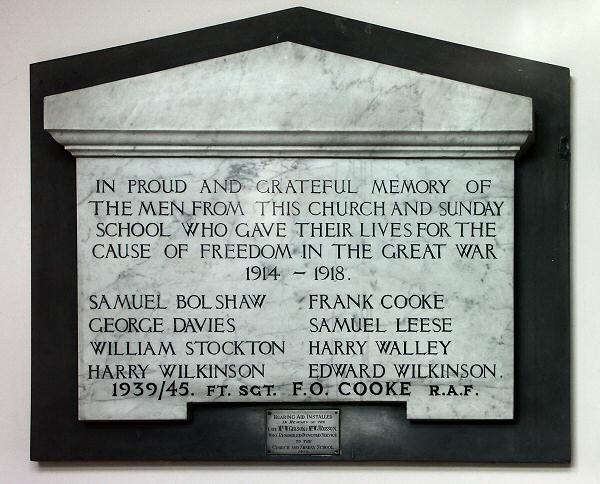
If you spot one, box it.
[43,41,532,421]
[77,156,513,420]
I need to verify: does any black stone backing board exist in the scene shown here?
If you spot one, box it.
[30,7,570,462]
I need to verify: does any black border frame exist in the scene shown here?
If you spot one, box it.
[30,7,571,462]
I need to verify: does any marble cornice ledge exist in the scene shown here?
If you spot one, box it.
[44,42,533,160]
[47,129,531,158]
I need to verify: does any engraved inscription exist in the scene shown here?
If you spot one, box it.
[77,157,514,421]
[266,410,340,455]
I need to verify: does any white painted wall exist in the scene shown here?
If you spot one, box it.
[1,0,597,482]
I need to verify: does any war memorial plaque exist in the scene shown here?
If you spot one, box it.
[30,8,570,462]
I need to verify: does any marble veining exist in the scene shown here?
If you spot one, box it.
[44,42,532,158]
[42,41,531,421]
[77,157,514,420]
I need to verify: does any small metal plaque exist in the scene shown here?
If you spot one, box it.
[266,410,340,455]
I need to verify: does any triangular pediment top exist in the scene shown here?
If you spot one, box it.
[45,42,531,133]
